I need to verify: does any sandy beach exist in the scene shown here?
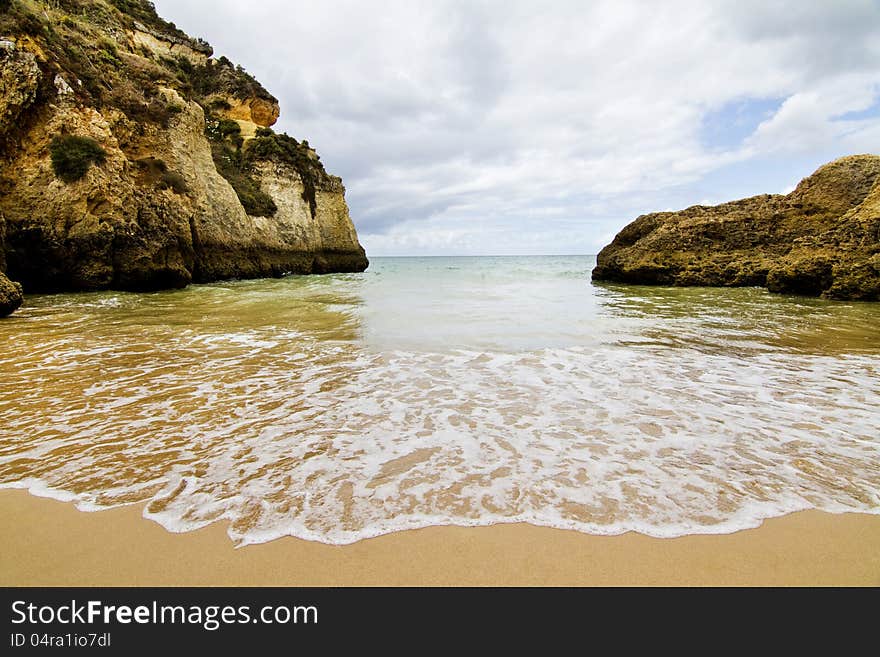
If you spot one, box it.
[1,489,877,586]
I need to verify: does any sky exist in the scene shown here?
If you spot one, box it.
[152,0,880,256]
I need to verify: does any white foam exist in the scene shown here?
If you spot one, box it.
[2,337,878,546]
[3,261,879,545]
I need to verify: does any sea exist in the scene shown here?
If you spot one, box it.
[1,255,878,545]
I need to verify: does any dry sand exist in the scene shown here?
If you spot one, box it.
[1,489,878,586]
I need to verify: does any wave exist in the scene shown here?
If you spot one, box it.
[2,333,878,545]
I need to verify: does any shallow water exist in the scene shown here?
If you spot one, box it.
[1,255,878,544]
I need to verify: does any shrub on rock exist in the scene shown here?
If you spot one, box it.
[50,135,107,183]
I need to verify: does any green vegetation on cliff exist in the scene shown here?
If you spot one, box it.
[170,54,276,104]
[0,0,369,317]
[1,0,320,217]
[201,118,336,219]
[202,113,275,217]
[106,0,210,52]
[49,134,106,182]
[244,132,329,218]
[0,0,271,128]
[209,142,277,217]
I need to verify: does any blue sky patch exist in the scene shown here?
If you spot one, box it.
[833,98,880,122]
[700,97,786,151]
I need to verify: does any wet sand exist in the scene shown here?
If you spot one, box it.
[1,489,877,586]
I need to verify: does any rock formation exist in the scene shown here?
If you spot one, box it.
[592,154,880,300]
[0,212,22,315]
[0,0,367,317]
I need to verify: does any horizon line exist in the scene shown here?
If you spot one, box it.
[368,253,598,258]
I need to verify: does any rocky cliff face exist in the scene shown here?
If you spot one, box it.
[0,0,367,316]
[0,211,22,315]
[592,155,880,301]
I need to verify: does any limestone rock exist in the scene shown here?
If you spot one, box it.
[129,24,211,66]
[248,159,368,274]
[0,0,368,315]
[215,96,280,128]
[0,272,22,317]
[0,40,41,144]
[592,154,880,301]
[2,104,194,291]
[0,213,22,318]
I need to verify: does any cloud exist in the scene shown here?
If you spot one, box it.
[744,73,880,155]
[153,0,880,255]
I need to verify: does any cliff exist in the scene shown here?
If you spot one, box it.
[592,154,880,301]
[0,0,367,316]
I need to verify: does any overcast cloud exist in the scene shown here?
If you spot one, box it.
[153,0,880,255]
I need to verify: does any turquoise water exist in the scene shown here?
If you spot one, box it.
[0,255,878,544]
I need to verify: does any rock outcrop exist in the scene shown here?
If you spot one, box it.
[592,155,880,300]
[212,95,280,141]
[0,37,40,144]
[0,0,367,315]
[0,273,22,316]
[0,212,22,317]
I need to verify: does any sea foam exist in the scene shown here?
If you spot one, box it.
[1,258,878,545]
[2,339,878,545]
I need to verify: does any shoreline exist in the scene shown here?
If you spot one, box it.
[1,490,878,586]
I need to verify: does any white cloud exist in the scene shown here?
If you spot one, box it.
[744,73,880,155]
[153,0,880,255]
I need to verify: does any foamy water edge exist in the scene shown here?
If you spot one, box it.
[3,339,878,546]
